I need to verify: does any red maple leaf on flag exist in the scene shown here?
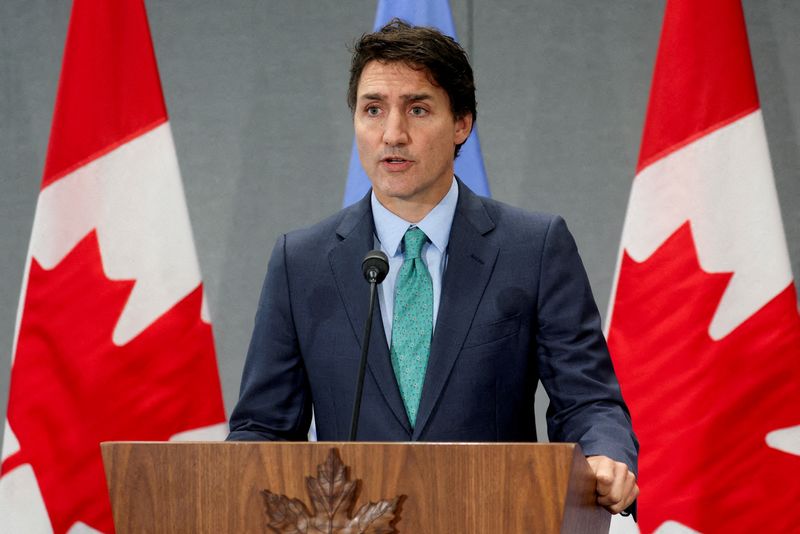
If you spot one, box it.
[608,223,800,533]
[1,231,226,534]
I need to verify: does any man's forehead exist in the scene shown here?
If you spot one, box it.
[356,60,440,96]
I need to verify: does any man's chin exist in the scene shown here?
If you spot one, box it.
[374,188,417,203]
[370,176,418,198]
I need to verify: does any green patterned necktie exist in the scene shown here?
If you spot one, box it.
[390,227,433,428]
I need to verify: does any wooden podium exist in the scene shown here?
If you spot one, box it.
[101,442,609,533]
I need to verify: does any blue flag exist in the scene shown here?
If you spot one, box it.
[342,0,490,206]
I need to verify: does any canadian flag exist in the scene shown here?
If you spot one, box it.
[0,1,227,533]
[606,0,800,533]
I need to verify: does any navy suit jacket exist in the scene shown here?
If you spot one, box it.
[228,180,638,474]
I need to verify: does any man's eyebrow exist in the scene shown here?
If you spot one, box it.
[404,93,432,102]
[359,93,384,101]
[357,93,433,102]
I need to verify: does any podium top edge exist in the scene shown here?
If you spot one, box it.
[101,441,579,448]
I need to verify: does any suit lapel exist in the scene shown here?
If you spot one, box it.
[413,183,498,439]
[328,195,412,435]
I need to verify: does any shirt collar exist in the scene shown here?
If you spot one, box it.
[371,177,459,258]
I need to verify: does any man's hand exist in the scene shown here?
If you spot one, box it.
[586,455,639,514]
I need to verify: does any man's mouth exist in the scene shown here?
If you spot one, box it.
[380,156,414,171]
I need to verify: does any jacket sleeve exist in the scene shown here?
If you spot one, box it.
[534,216,639,475]
[227,234,313,441]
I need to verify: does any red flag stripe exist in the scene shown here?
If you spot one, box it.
[42,0,167,190]
[636,0,760,174]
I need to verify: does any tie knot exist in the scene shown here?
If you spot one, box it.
[402,227,427,260]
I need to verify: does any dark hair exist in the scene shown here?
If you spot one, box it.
[348,18,476,157]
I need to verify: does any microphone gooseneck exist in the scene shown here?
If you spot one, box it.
[349,250,389,441]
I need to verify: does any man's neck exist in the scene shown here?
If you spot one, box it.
[377,199,438,223]
[373,178,455,223]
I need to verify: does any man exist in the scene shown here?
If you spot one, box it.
[229,19,639,515]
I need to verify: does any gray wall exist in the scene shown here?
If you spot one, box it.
[1,1,798,451]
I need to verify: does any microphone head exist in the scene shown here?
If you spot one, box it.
[362,250,389,284]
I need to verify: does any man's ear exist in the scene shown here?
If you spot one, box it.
[454,113,474,145]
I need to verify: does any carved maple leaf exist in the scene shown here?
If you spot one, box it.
[262,449,400,534]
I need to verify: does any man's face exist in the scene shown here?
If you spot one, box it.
[354,61,472,218]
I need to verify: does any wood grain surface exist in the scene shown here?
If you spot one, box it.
[101,441,610,533]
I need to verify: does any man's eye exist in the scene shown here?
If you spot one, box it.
[366,107,381,116]
[410,107,428,116]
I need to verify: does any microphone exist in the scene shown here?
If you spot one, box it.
[349,250,389,441]
[362,250,389,284]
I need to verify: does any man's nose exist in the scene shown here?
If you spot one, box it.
[382,110,409,146]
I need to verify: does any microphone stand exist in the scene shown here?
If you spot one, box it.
[349,268,379,441]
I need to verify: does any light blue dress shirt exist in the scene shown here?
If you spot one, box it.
[371,178,458,347]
